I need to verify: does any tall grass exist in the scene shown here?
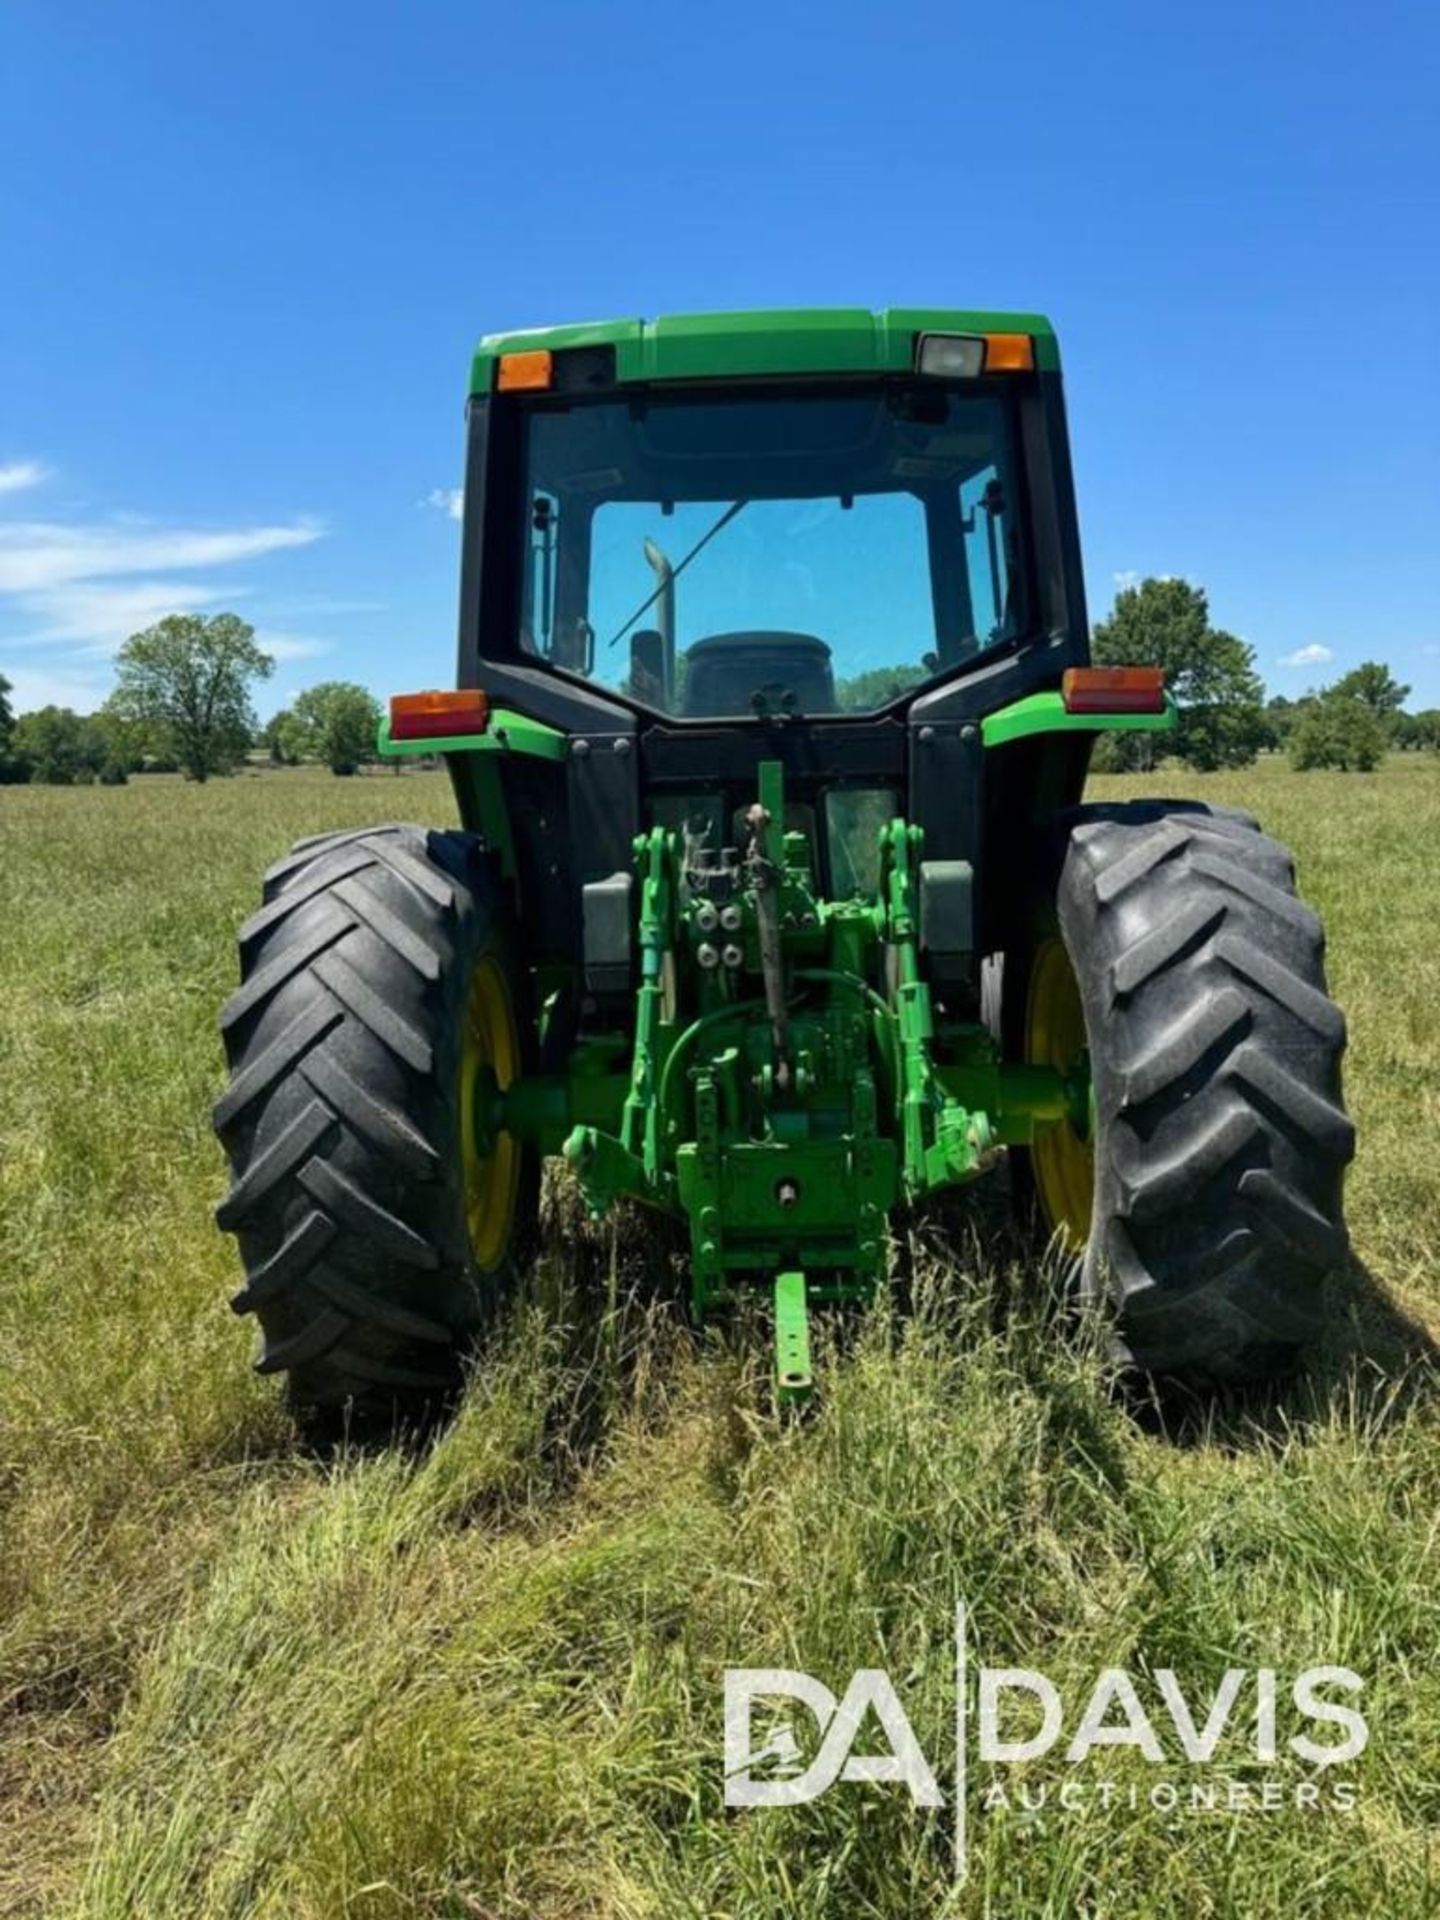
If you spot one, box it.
[1,759,1437,1916]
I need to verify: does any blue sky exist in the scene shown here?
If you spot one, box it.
[2,0,1436,718]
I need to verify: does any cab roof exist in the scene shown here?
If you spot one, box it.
[470,306,1059,396]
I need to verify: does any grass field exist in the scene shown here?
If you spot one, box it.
[2,757,1438,1917]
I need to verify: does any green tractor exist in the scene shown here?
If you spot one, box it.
[214,308,1353,1413]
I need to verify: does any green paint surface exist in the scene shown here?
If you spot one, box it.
[982,689,1179,749]
[470,305,1060,394]
[376,708,566,762]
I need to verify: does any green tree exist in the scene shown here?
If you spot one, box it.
[1412,709,1440,752]
[290,681,383,775]
[112,613,272,781]
[0,672,23,783]
[1260,693,1310,752]
[263,708,306,765]
[12,705,102,784]
[1091,578,1266,771]
[92,699,154,775]
[1288,693,1388,771]
[1330,660,1410,737]
[835,663,928,711]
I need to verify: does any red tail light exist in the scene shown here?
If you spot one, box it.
[1061,667,1167,714]
[389,689,490,740]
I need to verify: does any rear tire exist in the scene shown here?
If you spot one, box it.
[213,824,538,1419]
[1014,800,1354,1385]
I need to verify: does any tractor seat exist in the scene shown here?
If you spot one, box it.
[680,631,838,717]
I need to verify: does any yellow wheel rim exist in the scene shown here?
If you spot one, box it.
[459,954,521,1273]
[1026,937,1094,1248]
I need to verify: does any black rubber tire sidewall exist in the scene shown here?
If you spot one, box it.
[1008,799,1353,1385]
[214,824,539,1415]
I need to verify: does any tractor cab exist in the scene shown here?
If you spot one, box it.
[440,311,1101,979]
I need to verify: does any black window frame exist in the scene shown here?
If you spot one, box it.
[456,370,1090,737]
[460,375,1074,723]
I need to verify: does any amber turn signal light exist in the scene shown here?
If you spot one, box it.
[389,689,491,740]
[1061,667,1167,714]
[981,332,1035,372]
[496,349,554,392]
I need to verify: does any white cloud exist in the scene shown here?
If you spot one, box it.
[0,496,328,710]
[255,630,333,663]
[1111,570,1196,593]
[1279,644,1334,668]
[0,518,320,595]
[3,662,116,712]
[426,487,464,523]
[0,461,47,495]
[13,579,242,647]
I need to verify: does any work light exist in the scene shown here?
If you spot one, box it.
[916,333,986,379]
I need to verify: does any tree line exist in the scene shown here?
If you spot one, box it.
[1,612,384,785]
[3,592,1434,786]
[827,581,1432,774]
[1089,577,1434,774]
[1261,663,1436,769]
